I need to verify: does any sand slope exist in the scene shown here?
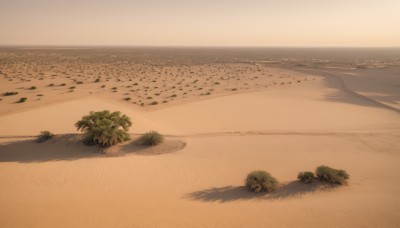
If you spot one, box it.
[1,68,400,227]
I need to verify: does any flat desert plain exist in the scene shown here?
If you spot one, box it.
[0,48,400,227]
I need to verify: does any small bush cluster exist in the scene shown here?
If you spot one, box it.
[296,166,349,185]
[315,165,349,185]
[36,131,55,143]
[245,170,279,193]
[245,165,349,193]
[139,131,164,146]
[297,171,315,183]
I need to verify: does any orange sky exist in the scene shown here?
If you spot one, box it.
[0,0,399,46]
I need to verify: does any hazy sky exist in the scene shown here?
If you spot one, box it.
[0,0,399,46]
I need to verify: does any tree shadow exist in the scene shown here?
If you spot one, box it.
[185,181,340,203]
[0,134,186,163]
[0,134,101,163]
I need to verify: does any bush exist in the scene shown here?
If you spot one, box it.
[316,165,349,184]
[75,110,132,147]
[245,170,279,193]
[139,131,164,146]
[29,86,37,90]
[297,171,315,183]
[18,97,27,103]
[37,131,55,143]
[3,92,18,96]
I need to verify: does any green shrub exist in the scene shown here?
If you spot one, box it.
[149,101,158,105]
[3,92,18,96]
[29,86,37,90]
[316,165,349,184]
[245,170,279,193]
[36,131,55,143]
[297,171,315,183]
[139,131,164,146]
[94,78,100,83]
[75,110,132,147]
[18,97,27,103]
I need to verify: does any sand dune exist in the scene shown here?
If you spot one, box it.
[1,48,400,227]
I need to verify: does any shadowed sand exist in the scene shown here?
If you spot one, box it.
[186,182,340,203]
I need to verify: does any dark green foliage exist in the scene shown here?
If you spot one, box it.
[29,86,37,90]
[75,110,132,147]
[245,170,279,193]
[3,92,18,96]
[18,97,27,103]
[94,78,100,83]
[316,165,349,184]
[139,131,164,146]
[297,171,315,183]
[37,131,55,143]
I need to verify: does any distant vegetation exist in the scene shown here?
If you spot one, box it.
[18,97,27,103]
[139,131,164,146]
[245,170,279,193]
[75,110,132,147]
[36,131,55,143]
[3,92,18,96]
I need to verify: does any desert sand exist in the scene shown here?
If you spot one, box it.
[1,48,400,227]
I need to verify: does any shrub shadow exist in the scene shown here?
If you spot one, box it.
[186,181,340,203]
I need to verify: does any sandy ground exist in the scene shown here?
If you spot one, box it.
[1,49,400,227]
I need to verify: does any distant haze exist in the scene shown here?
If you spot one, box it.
[0,0,399,46]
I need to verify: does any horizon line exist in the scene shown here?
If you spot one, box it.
[0,44,399,49]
